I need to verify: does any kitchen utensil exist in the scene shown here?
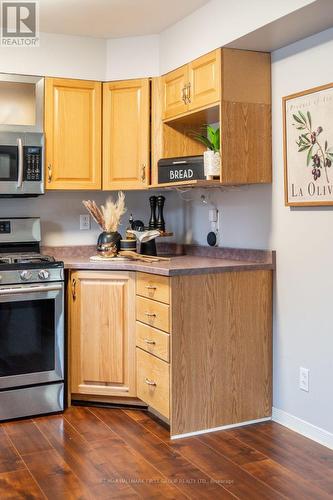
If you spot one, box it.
[119,251,170,263]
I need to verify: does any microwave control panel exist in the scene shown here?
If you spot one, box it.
[24,146,42,182]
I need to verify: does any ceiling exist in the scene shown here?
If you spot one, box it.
[38,0,210,38]
[226,0,333,52]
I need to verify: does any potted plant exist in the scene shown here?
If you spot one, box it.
[190,125,221,179]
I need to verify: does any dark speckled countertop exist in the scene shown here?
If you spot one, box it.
[42,244,275,277]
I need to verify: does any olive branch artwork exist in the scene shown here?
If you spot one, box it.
[293,111,333,182]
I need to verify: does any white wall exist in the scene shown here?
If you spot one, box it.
[181,185,272,248]
[0,32,106,80]
[106,35,159,80]
[159,0,316,73]
[0,190,184,246]
[271,27,333,434]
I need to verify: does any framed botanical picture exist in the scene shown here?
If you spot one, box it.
[283,82,333,206]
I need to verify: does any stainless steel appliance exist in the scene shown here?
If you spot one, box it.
[0,132,44,196]
[0,74,44,197]
[0,218,64,421]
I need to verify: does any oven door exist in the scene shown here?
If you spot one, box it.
[0,282,64,389]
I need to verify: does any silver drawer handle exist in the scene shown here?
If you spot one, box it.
[145,378,156,386]
[145,312,156,317]
[145,285,157,290]
[144,338,156,345]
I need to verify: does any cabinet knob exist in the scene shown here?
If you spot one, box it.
[47,163,52,183]
[141,163,146,182]
[144,312,156,318]
[72,278,77,300]
[181,86,187,104]
[145,285,157,290]
[186,83,191,103]
[144,338,156,345]
[145,378,157,386]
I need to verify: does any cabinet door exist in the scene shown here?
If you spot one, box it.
[103,79,150,190]
[188,49,221,111]
[162,65,188,120]
[70,271,136,398]
[45,78,102,190]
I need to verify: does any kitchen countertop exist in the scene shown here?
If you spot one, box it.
[43,244,275,277]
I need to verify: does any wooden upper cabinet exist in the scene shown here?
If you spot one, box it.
[103,79,150,190]
[70,271,136,398]
[162,65,188,120]
[188,49,221,111]
[44,78,102,190]
[162,50,221,120]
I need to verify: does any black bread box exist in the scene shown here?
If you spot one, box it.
[158,155,204,184]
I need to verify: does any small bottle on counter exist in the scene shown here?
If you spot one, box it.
[126,214,135,239]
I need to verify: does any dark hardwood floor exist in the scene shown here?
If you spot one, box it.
[0,406,332,499]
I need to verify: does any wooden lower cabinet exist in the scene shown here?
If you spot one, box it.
[69,269,272,437]
[170,270,272,437]
[136,348,170,419]
[135,270,272,437]
[69,270,136,398]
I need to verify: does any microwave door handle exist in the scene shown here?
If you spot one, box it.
[0,284,63,296]
[17,138,23,189]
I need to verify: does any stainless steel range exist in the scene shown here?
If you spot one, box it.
[0,217,64,421]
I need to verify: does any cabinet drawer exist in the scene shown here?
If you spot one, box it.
[136,348,170,419]
[136,321,169,362]
[136,272,170,304]
[136,296,170,332]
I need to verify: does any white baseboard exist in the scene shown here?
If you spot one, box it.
[272,407,333,450]
[171,417,271,440]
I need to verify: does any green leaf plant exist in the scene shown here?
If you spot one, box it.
[189,125,220,153]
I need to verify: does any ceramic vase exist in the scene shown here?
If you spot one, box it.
[97,231,122,252]
[204,150,221,180]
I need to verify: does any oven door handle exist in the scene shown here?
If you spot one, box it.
[17,137,24,189]
[0,284,63,296]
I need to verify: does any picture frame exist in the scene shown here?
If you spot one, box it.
[283,82,333,206]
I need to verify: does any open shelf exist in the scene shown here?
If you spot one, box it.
[163,104,220,127]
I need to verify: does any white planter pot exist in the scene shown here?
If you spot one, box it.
[204,150,221,179]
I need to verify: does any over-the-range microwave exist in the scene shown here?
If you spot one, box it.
[0,73,44,197]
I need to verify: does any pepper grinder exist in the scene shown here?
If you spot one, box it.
[156,195,166,232]
[148,196,157,229]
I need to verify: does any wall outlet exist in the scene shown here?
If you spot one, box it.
[80,214,90,230]
[299,366,309,392]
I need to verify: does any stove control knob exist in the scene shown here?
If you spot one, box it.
[38,270,50,280]
[20,270,32,281]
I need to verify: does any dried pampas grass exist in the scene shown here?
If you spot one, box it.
[83,192,126,232]
[101,191,126,232]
